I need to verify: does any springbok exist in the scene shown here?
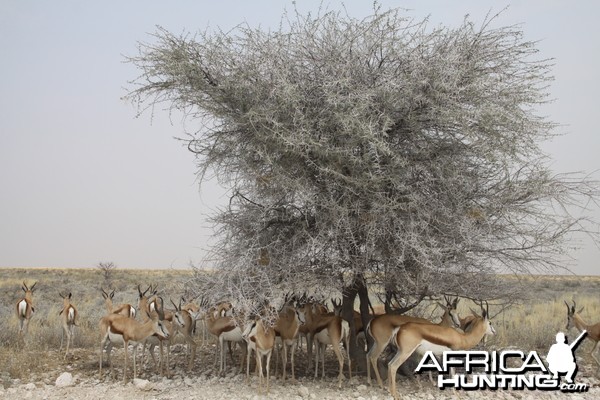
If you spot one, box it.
[387,302,495,399]
[365,295,461,388]
[273,296,306,381]
[244,318,276,393]
[565,300,600,368]
[204,304,247,375]
[170,298,198,372]
[16,281,36,343]
[101,288,136,318]
[297,301,351,389]
[59,292,77,359]
[99,302,169,382]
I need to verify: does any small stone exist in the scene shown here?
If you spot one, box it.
[298,385,310,397]
[24,383,36,390]
[133,378,153,391]
[357,384,367,393]
[55,372,73,387]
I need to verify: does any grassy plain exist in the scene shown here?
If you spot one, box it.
[1,267,599,384]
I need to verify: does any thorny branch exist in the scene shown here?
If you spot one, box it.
[125,6,599,320]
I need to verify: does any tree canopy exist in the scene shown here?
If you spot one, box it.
[126,7,598,315]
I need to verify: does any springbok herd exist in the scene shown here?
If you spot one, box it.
[14,281,600,399]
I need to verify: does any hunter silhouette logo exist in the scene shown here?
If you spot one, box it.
[415,330,589,392]
[546,330,586,384]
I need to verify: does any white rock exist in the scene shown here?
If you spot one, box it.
[133,378,153,391]
[24,383,36,390]
[298,385,310,398]
[55,372,73,387]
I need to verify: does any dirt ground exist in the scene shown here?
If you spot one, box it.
[1,343,599,400]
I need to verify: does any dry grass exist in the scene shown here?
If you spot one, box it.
[0,267,194,381]
[1,268,599,383]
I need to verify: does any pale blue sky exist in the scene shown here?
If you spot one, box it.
[1,1,599,273]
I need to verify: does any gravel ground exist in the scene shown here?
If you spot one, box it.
[1,345,599,400]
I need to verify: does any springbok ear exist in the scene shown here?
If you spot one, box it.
[578,307,585,314]
[110,291,115,299]
[436,302,446,309]
[30,282,37,291]
[454,297,460,306]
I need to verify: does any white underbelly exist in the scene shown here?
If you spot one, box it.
[221,327,243,342]
[417,340,450,356]
[314,329,333,344]
[108,330,125,345]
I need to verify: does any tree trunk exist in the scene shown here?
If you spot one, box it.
[341,272,372,375]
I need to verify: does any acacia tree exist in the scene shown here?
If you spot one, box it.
[126,7,597,357]
[97,261,117,289]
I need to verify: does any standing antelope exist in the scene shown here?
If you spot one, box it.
[331,298,386,347]
[565,300,600,368]
[16,281,36,343]
[181,297,201,338]
[138,287,174,376]
[101,288,136,318]
[99,304,169,382]
[204,304,247,375]
[59,292,77,359]
[170,298,198,372]
[366,296,461,388]
[244,319,276,394]
[297,301,351,389]
[387,303,495,400]
[297,296,329,371]
[273,297,306,381]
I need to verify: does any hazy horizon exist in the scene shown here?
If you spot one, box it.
[1,1,599,274]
